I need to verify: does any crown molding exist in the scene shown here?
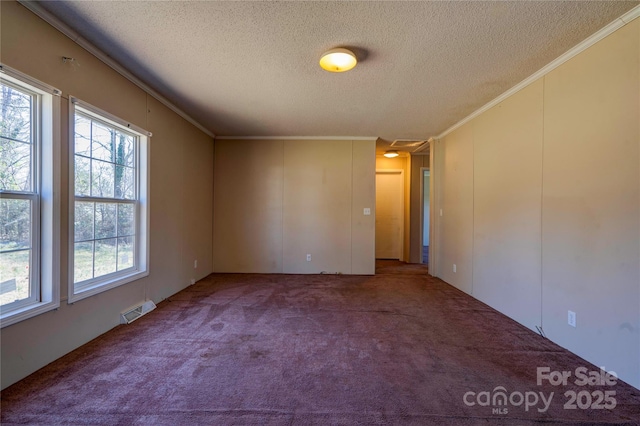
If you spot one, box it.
[215,136,378,141]
[435,4,640,140]
[18,0,215,138]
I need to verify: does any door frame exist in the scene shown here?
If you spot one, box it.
[375,169,404,260]
[428,138,437,276]
[419,167,430,265]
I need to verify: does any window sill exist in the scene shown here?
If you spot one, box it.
[0,299,60,329]
[68,270,148,304]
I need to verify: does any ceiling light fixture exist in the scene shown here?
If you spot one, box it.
[319,48,357,72]
[383,150,399,158]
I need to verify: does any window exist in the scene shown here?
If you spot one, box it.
[69,98,149,302]
[0,64,60,327]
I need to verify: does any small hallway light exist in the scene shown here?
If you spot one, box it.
[384,150,399,158]
[319,48,357,72]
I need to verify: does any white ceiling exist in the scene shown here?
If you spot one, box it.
[39,1,638,144]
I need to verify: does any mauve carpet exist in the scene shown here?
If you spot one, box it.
[1,261,639,425]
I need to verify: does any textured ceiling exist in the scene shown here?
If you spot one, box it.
[39,1,638,143]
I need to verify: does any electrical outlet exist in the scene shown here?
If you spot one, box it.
[453,264,457,273]
[306,254,312,262]
[568,310,576,327]
[194,259,198,269]
[363,207,371,216]
[190,278,196,285]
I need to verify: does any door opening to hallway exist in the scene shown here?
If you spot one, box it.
[422,169,430,265]
[375,170,404,260]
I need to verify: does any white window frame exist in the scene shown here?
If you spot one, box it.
[68,97,150,303]
[0,64,61,328]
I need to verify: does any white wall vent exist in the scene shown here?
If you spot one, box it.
[391,139,426,148]
[390,139,427,150]
[121,300,157,324]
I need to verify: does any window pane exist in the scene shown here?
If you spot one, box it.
[115,165,135,199]
[0,137,32,192]
[117,237,134,271]
[94,238,117,278]
[75,155,91,196]
[92,121,114,162]
[95,203,116,239]
[115,132,134,167]
[0,198,31,251]
[74,202,94,242]
[74,115,91,157]
[91,160,114,197]
[117,203,135,236]
[71,104,145,296]
[0,84,32,143]
[0,249,31,306]
[74,242,94,283]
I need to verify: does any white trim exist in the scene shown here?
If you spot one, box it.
[17,0,214,139]
[621,5,640,23]
[70,96,152,137]
[67,99,150,304]
[0,72,61,328]
[435,4,640,140]
[429,139,438,277]
[419,167,430,263]
[215,136,378,141]
[0,64,61,96]
[70,271,149,304]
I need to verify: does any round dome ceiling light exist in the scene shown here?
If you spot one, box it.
[319,48,357,73]
[383,150,399,158]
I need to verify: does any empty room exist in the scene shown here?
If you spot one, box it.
[1,1,639,424]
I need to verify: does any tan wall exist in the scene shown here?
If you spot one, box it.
[376,155,411,262]
[434,19,640,388]
[473,80,544,330]
[0,1,214,389]
[541,21,639,388]
[214,138,375,275]
[438,124,474,294]
[351,141,377,274]
[213,140,284,273]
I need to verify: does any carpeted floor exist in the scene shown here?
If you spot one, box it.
[2,261,639,425]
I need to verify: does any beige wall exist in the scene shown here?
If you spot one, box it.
[434,19,640,388]
[473,80,544,330]
[376,155,411,262]
[541,20,639,389]
[351,141,377,274]
[213,139,283,273]
[0,1,214,389]
[438,124,474,294]
[214,138,375,275]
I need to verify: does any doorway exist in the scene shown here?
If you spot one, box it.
[421,169,430,265]
[375,170,404,260]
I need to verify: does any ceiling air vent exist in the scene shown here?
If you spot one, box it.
[390,139,427,151]
[121,301,157,324]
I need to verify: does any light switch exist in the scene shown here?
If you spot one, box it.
[363,208,371,216]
